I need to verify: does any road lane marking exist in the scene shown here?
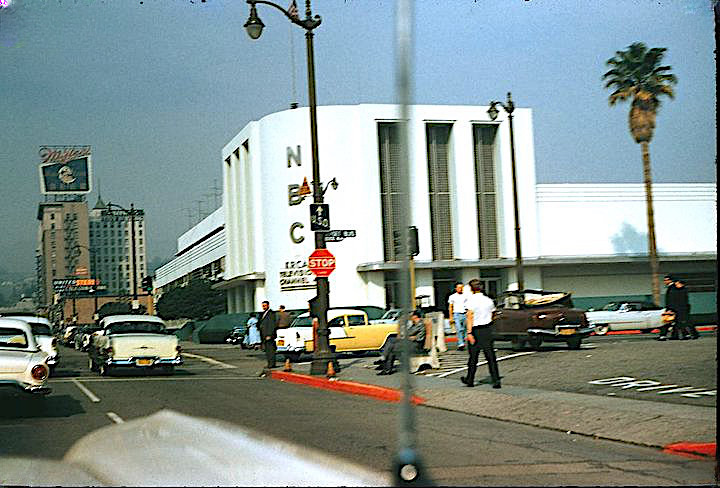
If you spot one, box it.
[182,352,237,369]
[588,376,716,398]
[106,412,124,424]
[54,375,260,383]
[430,351,536,378]
[72,378,100,403]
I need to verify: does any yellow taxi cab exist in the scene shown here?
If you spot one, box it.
[304,311,398,354]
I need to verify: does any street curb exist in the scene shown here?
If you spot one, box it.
[270,371,425,405]
[663,442,716,458]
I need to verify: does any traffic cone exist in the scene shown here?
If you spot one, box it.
[326,361,336,378]
[283,358,292,372]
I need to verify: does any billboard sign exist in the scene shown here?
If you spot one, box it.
[38,146,92,194]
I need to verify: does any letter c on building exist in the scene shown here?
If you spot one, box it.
[290,222,304,244]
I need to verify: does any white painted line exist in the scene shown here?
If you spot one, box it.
[433,351,536,378]
[54,376,260,383]
[182,352,237,369]
[72,378,100,403]
[106,412,124,424]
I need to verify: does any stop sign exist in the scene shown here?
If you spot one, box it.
[308,248,336,277]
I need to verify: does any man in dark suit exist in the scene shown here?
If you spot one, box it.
[258,301,278,369]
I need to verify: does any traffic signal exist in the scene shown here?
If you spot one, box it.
[141,276,153,292]
[308,295,322,319]
[408,226,419,257]
[392,227,420,258]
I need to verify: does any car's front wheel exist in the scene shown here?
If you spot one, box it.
[284,352,301,363]
[594,324,610,335]
[567,337,582,350]
[528,336,543,350]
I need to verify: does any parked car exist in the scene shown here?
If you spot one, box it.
[585,301,664,335]
[88,314,183,375]
[303,310,400,357]
[492,290,594,350]
[1,314,59,371]
[0,318,51,397]
[225,326,246,346]
[276,309,368,361]
[370,308,404,324]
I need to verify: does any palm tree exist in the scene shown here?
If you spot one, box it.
[603,42,677,305]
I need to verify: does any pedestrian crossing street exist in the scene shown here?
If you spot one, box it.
[414,349,537,378]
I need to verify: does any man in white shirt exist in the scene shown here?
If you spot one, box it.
[448,283,467,350]
[461,279,501,389]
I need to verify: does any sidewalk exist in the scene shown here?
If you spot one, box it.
[271,349,716,458]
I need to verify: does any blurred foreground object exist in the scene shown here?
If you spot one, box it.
[0,409,390,486]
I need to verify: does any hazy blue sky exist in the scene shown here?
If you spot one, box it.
[0,0,715,276]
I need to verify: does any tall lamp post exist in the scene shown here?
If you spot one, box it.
[488,92,524,291]
[244,0,333,375]
[105,202,140,310]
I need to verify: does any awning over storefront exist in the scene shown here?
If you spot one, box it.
[356,252,717,273]
[211,272,266,290]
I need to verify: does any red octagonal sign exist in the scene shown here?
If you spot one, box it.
[308,248,336,277]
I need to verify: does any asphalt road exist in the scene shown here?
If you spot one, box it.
[429,331,717,408]
[1,332,716,486]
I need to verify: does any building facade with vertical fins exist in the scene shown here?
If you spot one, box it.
[208,104,715,319]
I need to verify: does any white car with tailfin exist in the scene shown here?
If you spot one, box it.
[0,318,51,397]
[88,314,182,375]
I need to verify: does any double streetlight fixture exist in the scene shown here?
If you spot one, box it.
[244,0,333,375]
[488,92,524,291]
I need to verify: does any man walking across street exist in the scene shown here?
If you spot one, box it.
[673,278,699,339]
[658,275,693,340]
[258,301,278,369]
[448,282,467,351]
[461,279,501,389]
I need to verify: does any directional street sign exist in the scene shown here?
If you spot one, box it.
[310,203,330,231]
[308,248,336,277]
[324,229,357,242]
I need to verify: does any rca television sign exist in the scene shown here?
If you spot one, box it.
[38,146,92,195]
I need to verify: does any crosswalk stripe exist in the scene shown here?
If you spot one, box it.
[419,350,536,378]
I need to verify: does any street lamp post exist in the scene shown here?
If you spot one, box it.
[244,0,334,375]
[488,92,524,291]
[105,202,140,310]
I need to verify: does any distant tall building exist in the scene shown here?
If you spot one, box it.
[89,195,148,297]
[35,196,149,307]
[36,199,91,307]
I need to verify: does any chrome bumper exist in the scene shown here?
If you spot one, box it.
[0,380,52,395]
[106,355,184,367]
[527,326,595,338]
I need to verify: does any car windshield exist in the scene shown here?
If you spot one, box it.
[107,321,165,334]
[0,327,29,348]
[380,310,402,320]
[290,316,313,327]
[601,303,622,311]
[28,323,52,336]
